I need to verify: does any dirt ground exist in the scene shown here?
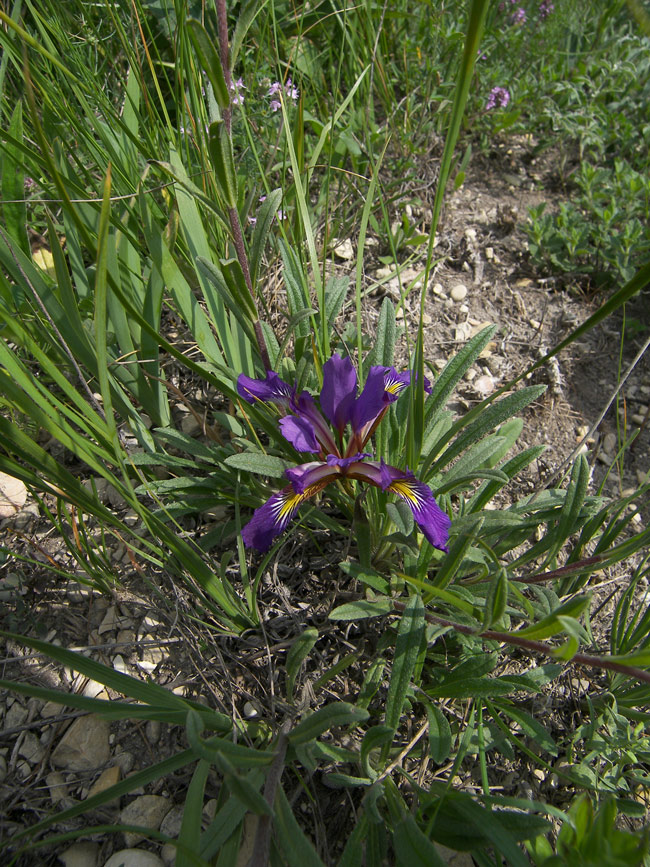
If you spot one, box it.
[1,135,649,865]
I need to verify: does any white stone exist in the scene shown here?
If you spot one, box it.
[450,284,468,302]
[113,654,129,674]
[332,238,354,260]
[474,375,495,397]
[431,282,444,296]
[602,433,617,454]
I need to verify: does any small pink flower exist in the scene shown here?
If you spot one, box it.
[229,77,246,105]
[486,86,511,110]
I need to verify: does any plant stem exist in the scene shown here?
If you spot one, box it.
[393,602,650,685]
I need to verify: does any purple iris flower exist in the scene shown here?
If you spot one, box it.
[237,354,450,553]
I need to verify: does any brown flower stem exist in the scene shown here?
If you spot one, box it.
[392,601,650,685]
[214,1,271,370]
[510,555,604,584]
[248,717,292,867]
[215,0,232,134]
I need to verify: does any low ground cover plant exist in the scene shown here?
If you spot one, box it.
[0,1,649,864]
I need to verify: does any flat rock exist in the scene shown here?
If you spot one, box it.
[103,851,164,867]
[159,803,184,838]
[120,795,172,846]
[87,764,121,800]
[51,715,111,771]
[0,472,27,517]
[46,770,69,806]
[59,841,100,867]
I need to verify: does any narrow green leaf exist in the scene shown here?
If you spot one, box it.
[515,596,591,639]
[393,816,446,867]
[424,386,547,479]
[187,19,230,108]
[0,630,204,713]
[286,627,319,701]
[329,599,394,621]
[425,325,497,418]
[483,567,508,630]
[493,703,558,757]
[185,711,274,768]
[94,163,118,445]
[365,298,396,372]
[274,786,327,867]
[249,189,282,288]
[289,703,369,746]
[2,101,28,254]
[231,0,262,67]
[224,452,289,477]
[429,516,483,588]
[385,595,425,734]
[357,657,386,710]
[426,702,452,764]
[208,121,238,208]
[361,726,394,779]
[176,761,210,867]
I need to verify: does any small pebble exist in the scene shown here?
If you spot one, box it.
[450,283,468,302]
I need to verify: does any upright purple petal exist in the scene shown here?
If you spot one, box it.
[382,368,433,399]
[293,391,339,455]
[378,462,450,552]
[320,354,358,432]
[326,453,370,469]
[279,415,319,452]
[352,366,389,432]
[237,371,294,406]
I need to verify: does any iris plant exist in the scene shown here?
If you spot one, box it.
[238,354,451,553]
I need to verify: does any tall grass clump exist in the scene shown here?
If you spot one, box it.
[0,1,649,864]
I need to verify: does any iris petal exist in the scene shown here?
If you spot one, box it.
[237,371,294,406]
[379,461,450,552]
[241,479,329,552]
[279,415,319,452]
[320,354,357,432]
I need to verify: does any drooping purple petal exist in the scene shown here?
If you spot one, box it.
[279,415,319,452]
[241,487,305,552]
[242,469,334,551]
[285,461,337,493]
[237,371,294,406]
[378,461,450,552]
[320,354,358,433]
